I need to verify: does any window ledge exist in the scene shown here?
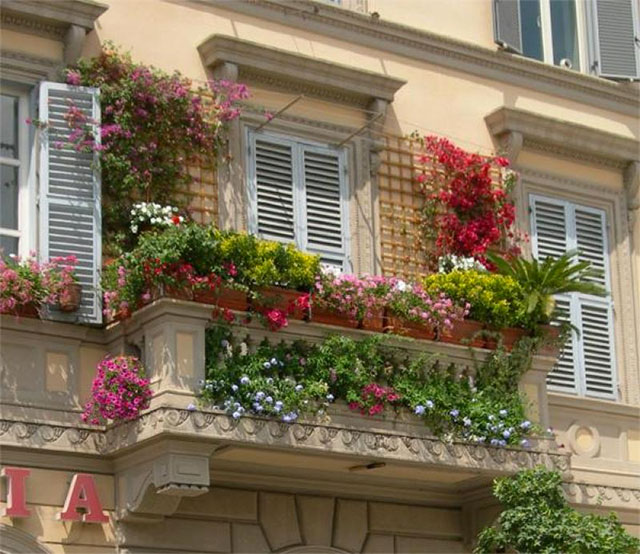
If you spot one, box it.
[1,0,108,37]
[198,34,406,108]
[204,0,639,117]
[485,107,640,169]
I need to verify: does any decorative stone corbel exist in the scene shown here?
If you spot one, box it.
[116,440,216,522]
[367,98,388,177]
[63,24,86,65]
[624,161,640,228]
[211,61,239,82]
[499,130,524,164]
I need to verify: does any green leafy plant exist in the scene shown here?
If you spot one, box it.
[475,467,640,554]
[487,250,607,325]
[66,44,248,254]
[200,329,537,447]
[101,223,320,318]
[423,270,530,328]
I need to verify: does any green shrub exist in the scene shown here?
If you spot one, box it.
[423,270,531,328]
[475,467,640,554]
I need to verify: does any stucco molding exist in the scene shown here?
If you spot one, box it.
[0,524,52,554]
[0,49,59,84]
[564,482,640,510]
[0,408,569,476]
[485,107,640,169]
[198,34,406,107]
[201,0,640,117]
[1,1,108,33]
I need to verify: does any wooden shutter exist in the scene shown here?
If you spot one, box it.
[575,206,609,289]
[579,298,616,398]
[302,146,348,269]
[546,296,579,393]
[251,136,295,242]
[530,194,616,399]
[39,82,101,324]
[493,0,523,53]
[590,0,640,80]
[530,196,568,261]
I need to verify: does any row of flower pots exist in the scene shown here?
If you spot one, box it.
[3,283,83,318]
[134,284,548,352]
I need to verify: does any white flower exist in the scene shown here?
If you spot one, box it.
[393,279,408,292]
[321,263,342,277]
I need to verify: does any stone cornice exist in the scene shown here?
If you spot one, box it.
[485,107,640,169]
[200,0,640,117]
[0,407,569,476]
[1,0,108,34]
[0,49,59,84]
[198,34,406,107]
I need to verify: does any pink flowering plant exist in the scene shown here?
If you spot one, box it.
[63,44,249,254]
[0,254,78,315]
[82,356,152,425]
[348,383,401,416]
[314,272,466,332]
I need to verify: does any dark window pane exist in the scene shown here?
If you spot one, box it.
[550,0,580,69]
[0,95,18,159]
[0,164,19,230]
[0,235,18,257]
[521,0,544,61]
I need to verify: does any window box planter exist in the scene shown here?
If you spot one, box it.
[253,286,310,320]
[57,283,83,312]
[484,327,528,351]
[213,286,249,312]
[439,319,485,348]
[383,315,436,341]
[538,324,562,357]
[310,305,384,332]
[1,302,39,319]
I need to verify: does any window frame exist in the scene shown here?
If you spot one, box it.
[529,193,617,400]
[245,126,351,271]
[522,0,589,72]
[0,83,33,258]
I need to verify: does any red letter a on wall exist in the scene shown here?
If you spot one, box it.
[1,467,31,517]
[59,474,108,523]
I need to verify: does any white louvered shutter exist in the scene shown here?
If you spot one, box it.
[251,136,295,242]
[39,82,102,324]
[590,0,640,80]
[547,296,578,393]
[302,146,348,269]
[492,0,523,53]
[530,194,616,399]
[574,206,616,399]
[530,196,577,393]
[579,298,616,397]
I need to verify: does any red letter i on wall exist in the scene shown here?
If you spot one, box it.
[59,474,108,523]
[1,467,31,517]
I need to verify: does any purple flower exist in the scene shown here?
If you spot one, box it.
[186,403,197,412]
[414,405,426,415]
[240,376,250,385]
[326,394,335,402]
[499,409,508,417]
[449,409,459,418]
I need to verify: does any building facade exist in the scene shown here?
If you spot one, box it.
[1,0,639,552]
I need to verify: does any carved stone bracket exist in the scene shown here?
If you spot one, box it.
[116,439,216,522]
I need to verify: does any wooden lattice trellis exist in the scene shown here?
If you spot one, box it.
[377,134,428,280]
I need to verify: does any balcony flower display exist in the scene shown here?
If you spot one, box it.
[64,44,249,255]
[200,329,538,448]
[413,134,522,268]
[0,254,79,316]
[81,356,152,425]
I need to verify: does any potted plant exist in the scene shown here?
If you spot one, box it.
[57,281,83,312]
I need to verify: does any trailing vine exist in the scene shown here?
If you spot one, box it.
[63,44,248,254]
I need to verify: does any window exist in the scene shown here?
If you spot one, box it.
[530,194,617,399]
[247,130,350,270]
[0,88,30,257]
[493,0,640,79]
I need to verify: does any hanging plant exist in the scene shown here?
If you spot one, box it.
[412,133,523,268]
[64,43,249,255]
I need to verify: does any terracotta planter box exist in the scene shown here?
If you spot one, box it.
[254,286,309,320]
[1,302,39,319]
[162,284,193,301]
[58,283,82,312]
[216,286,248,312]
[383,315,436,340]
[309,305,384,331]
[483,327,528,351]
[539,324,562,357]
[439,319,485,348]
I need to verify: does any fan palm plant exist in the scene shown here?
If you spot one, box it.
[486,250,607,324]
